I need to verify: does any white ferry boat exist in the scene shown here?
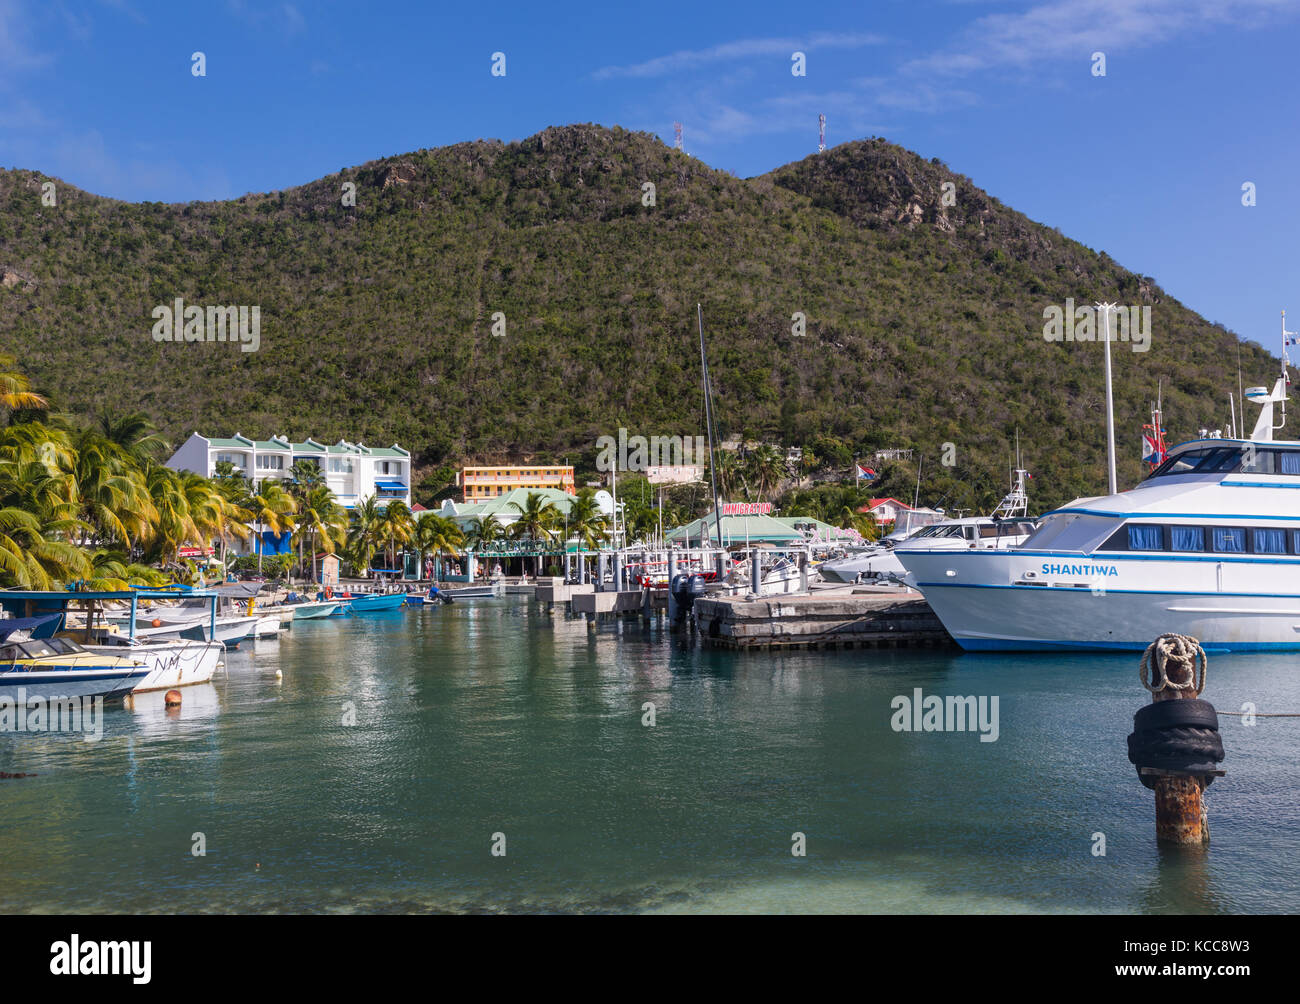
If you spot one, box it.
[896,377,1300,651]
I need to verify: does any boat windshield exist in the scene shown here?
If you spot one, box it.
[1146,445,1300,480]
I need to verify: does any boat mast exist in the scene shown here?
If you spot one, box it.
[1096,301,1119,495]
[698,304,724,549]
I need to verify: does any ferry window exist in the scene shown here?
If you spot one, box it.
[1280,453,1300,475]
[963,526,977,540]
[1253,528,1287,554]
[1292,530,1300,554]
[1193,449,1242,473]
[1241,449,1273,474]
[1171,526,1205,552]
[1149,449,1212,477]
[1127,525,1162,550]
[1212,528,1246,553]
[978,524,1003,538]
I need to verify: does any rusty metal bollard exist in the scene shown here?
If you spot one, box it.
[1126,633,1225,846]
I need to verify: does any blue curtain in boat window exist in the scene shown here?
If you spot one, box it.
[1254,528,1287,554]
[1171,526,1205,551]
[1212,528,1246,552]
[1127,525,1162,550]
[1281,452,1300,475]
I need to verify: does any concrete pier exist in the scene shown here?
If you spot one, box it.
[572,589,669,616]
[692,589,954,650]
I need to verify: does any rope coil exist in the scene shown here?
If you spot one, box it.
[1139,633,1206,696]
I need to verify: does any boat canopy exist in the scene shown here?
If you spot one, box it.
[0,613,65,641]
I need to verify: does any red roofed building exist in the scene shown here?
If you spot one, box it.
[860,497,914,527]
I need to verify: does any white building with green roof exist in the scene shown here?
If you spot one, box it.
[166,432,411,510]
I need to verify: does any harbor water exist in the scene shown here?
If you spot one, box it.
[2,597,1297,914]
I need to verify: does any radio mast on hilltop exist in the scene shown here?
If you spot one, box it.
[818,114,826,154]
[674,122,684,153]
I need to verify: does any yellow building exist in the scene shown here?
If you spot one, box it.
[460,465,576,501]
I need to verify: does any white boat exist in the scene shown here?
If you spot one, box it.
[283,600,340,619]
[442,582,505,599]
[81,636,222,692]
[896,375,1300,651]
[825,473,1038,585]
[250,614,282,638]
[149,615,257,647]
[0,626,149,702]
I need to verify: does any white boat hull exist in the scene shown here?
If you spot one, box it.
[0,667,149,702]
[83,640,221,692]
[898,548,1300,651]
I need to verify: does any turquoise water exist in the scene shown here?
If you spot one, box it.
[1,598,1297,914]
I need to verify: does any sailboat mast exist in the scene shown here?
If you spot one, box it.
[698,304,724,548]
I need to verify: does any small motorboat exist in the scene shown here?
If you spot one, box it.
[343,592,408,613]
[1,619,149,702]
[79,634,222,693]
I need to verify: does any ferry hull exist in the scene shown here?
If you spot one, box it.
[900,549,1300,652]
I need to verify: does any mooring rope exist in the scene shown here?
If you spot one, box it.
[1139,632,1207,696]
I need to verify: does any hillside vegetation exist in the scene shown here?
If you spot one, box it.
[0,123,1275,512]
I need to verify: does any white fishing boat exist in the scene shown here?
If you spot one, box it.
[897,367,1300,651]
[441,582,506,599]
[81,634,222,692]
[284,600,340,619]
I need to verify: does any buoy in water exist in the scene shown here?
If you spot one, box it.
[164,689,182,707]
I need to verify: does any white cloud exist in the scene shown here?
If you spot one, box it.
[593,31,886,80]
[904,0,1300,76]
[0,0,50,83]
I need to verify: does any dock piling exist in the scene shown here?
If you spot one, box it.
[1127,634,1226,847]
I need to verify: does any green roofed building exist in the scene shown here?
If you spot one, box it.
[667,510,805,547]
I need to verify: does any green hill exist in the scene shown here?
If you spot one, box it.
[0,123,1275,511]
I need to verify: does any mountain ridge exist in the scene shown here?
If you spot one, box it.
[0,122,1273,510]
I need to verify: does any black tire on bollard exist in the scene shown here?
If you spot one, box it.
[1133,698,1221,732]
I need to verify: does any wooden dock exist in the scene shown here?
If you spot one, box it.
[692,589,955,650]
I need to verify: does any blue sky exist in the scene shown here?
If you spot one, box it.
[1,0,1297,346]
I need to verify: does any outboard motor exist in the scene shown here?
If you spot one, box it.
[669,573,707,625]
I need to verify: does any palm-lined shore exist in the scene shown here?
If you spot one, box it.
[3,351,886,592]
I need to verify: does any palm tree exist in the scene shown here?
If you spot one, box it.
[508,491,560,576]
[77,550,171,591]
[0,352,48,418]
[465,514,504,553]
[375,500,413,572]
[413,512,464,579]
[346,495,382,577]
[248,478,298,574]
[0,458,91,588]
[97,411,169,465]
[288,458,325,499]
[69,429,156,549]
[566,488,608,551]
[747,444,785,502]
[713,449,745,499]
[293,486,346,581]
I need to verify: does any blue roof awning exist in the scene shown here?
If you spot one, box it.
[375,481,408,490]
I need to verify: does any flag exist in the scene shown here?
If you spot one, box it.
[1142,433,1166,465]
[856,465,876,481]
